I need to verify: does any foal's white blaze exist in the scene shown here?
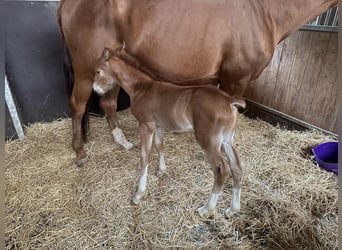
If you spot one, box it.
[112,127,133,150]
[93,82,106,95]
[225,187,241,216]
[132,165,148,204]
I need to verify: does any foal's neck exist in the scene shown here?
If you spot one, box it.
[109,56,153,96]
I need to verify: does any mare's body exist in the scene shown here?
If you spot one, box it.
[57,0,338,165]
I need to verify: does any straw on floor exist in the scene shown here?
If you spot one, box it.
[5,109,338,249]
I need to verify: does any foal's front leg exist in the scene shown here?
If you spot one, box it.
[132,124,154,204]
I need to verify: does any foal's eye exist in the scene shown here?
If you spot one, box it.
[95,70,100,75]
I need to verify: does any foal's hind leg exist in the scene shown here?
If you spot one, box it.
[69,76,93,166]
[132,123,154,204]
[155,127,166,176]
[99,84,133,150]
[196,135,231,217]
[222,133,244,216]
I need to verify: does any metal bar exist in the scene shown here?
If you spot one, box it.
[332,9,338,26]
[300,24,338,32]
[310,16,319,26]
[324,9,332,26]
[304,6,338,31]
[5,76,25,139]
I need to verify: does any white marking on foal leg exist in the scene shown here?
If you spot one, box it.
[197,192,220,218]
[225,187,241,217]
[156,154,166,177]
[132,165,148,204]
[155,128,166,176]
[112,127,133,150]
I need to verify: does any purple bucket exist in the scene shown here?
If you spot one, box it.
[312,141,338,175]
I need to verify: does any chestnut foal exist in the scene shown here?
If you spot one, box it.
[93,47,245,217]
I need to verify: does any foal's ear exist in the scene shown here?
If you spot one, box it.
[102,48,111,61]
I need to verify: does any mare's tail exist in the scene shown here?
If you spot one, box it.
[57,3,89,142]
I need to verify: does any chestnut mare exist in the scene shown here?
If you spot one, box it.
[93,46,245,217]
[57,0,337,165]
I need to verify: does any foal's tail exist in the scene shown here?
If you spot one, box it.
[57,3,89,142]
[230,97,246,111]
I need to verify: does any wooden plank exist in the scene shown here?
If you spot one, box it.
[292,32,331,124]
[244,30,337,133]
[312,32,337,132]
[287,31,315,114]
[270,31,300,111]
[259,39,284,105]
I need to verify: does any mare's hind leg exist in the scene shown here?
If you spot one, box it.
[196,134,231,217]
[222,133,244,216]
[155,127,166,176]
[99,84,133,150]
[69,76,93,166]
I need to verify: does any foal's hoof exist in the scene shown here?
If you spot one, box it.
[74,156,89,167]
[224,208,238,218]
[197,206,213,218]
[132,196,141,205]
[132,190,146,205]
[123,141,134,150]
[112,128,134,150]
[156,170,165,177]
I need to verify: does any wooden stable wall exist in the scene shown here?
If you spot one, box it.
[244,30,337,134]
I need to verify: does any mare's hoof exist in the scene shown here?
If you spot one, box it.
[74,156,89,167]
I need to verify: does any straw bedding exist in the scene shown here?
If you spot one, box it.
[5,109,338,249]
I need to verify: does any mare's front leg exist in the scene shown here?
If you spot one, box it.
[69,76,93,166]
[132,123,155,204]
[99,84,133,150]
[155,127,166,176]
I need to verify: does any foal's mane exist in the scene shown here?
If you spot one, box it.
[112,48,160,81]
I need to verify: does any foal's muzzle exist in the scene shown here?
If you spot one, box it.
[93,82,106,95]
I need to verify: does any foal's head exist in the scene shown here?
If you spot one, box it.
[93,47,123,95]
